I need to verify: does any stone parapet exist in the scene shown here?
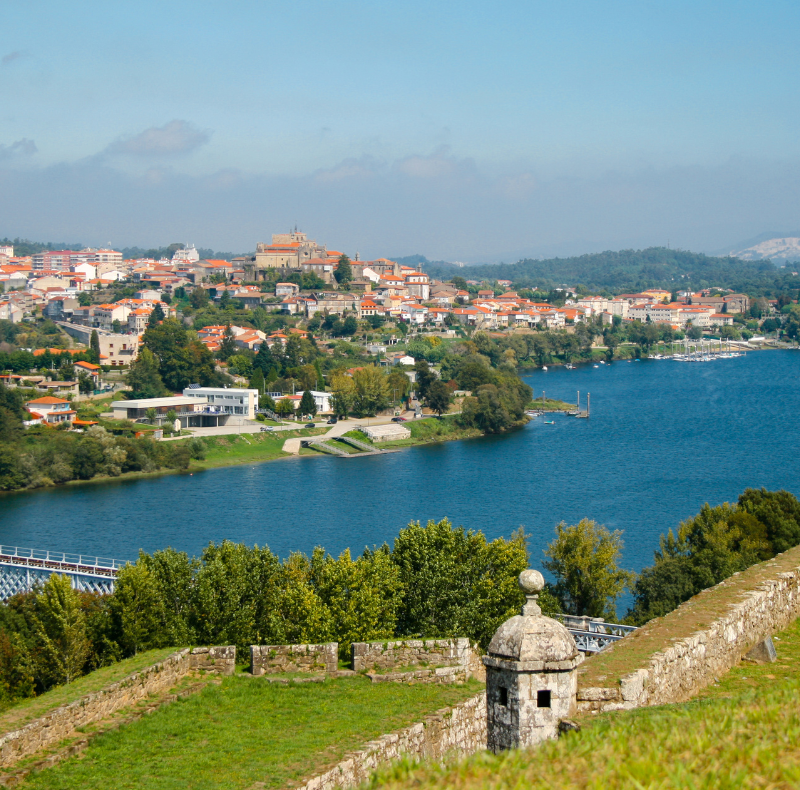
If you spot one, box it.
[366,666,467,685]
[189,645,236,675]
[293,693,487,790]
[250,643,338,676]
[351,638,484,680]
[577,560,800,713]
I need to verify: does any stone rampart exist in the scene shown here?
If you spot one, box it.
[366,666,467,685]
[0,646,235,769]
[250,643,338,676]
[293,693,487,790]
[578,558,800,713]
[351,638,484,680]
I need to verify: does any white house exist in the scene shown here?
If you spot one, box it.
[182,386,259,421]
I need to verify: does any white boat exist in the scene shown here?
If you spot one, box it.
[542,366,548,371]
[593,364,599,368]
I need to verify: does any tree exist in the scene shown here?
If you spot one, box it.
[33,574,90,687]
[145,407,157,424]
[110,564,163,656]
[77,372,94,394]
[89,330,101,364]
[414,359,437,400]
[190,287,208,309]
[220,289,232,310]
[387,370,410,403]
[112,319,122,334]
[147,303,165,328]
[298,390,317,418]
[275,398,295,419]
[342,315,358,336]
[352,367,389,416]
[334,255,353,286]
[250,367,265,394]
[686,325,703,340]
[329,371,355,418]
[78,292,92,307]
[391,518,528,647]
[218,325,237,361]
[543,519,634,620]
[127,348,167,399]
[426,380,451,415]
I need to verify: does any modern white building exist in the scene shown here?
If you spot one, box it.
[182,386,258,421]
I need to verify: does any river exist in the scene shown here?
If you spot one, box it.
[1,350,798,581]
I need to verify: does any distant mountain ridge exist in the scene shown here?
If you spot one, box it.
[410,246,791,294]
[716,232,800,262]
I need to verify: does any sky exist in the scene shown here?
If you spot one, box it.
[2,0,800,261]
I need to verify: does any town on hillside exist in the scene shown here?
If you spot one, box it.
[1,230,799,434]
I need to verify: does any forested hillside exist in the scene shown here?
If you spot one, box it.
[422,247,797,294]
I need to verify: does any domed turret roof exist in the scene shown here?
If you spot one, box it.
[487,612,579,663]
[486,569,580,665]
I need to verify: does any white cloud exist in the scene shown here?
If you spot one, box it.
[106,120,210,157]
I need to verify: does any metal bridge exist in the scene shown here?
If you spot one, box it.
[0,546,126,599]
[553,613,638,653]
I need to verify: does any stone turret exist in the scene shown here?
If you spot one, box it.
[483,569,583,752]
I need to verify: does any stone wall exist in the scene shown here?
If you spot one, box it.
[0,646,235,769]
[250,643,338,676]
[294,693,487,790]
[351,638,484,680]
[366,666,467,685]
[578,561,800,713]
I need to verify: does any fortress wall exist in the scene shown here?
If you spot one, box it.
[351,638,485,680]
[294,693,487,790]
[250,643,338,675]
[578,561,800,712]
[0,646,234,769]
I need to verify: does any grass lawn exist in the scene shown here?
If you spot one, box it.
[579,544,800,688]
[22,676,484,790]
[346,417,483,450]
[189,427,329,469]
[0,648,177,733]
[373,618,800,790]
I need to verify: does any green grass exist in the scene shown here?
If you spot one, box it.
[188,427,329,469]
[0,648,177,734]
[22,676,484,790]
[364,417,483,448]
[372,619,800,790]
[579,544,800,689]
[528,398,576,412]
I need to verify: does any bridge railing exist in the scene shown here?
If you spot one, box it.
[0,546,126,577]
[552,613,637,637]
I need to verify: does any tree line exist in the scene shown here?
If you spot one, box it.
[541,488,800,625]
[0,519,526,702]
[0,384,207,490]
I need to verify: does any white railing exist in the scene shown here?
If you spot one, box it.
[0,546,126,577]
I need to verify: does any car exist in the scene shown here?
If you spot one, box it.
[260,426,274,432]
[327,416,338,424]
[306,423,316,429]
[392,416,407,422]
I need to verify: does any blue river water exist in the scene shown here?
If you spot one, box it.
[1,350,798,582]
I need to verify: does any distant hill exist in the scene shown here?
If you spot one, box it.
[717,232,800,262]
[420,247,792,294]
[0,237,243,261]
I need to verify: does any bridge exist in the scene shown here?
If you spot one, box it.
[553,613,637,653]
[0,546,126,600]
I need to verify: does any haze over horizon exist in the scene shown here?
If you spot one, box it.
[2,1,799,262]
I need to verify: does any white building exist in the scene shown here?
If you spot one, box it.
[172,245,200,263]
[182,386,258,421]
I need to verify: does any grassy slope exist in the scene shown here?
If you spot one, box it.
[188,427,329,469]
[373,618,800,790]
[0,648,177,732]
[579,543,800,688]
[23,676,484,790]
[348,417,484,449]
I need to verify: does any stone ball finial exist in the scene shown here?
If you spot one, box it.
[519,569,544,595]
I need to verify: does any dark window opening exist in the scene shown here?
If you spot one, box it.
[498,686,508,707]
[537,689,551,708]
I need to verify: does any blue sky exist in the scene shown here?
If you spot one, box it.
[2,0,799,260]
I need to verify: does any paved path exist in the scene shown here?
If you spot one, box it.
[281,413,414,455]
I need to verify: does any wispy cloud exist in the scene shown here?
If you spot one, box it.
[1,51,27,67]
[106,120,210,157]
[0,138,37,160]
